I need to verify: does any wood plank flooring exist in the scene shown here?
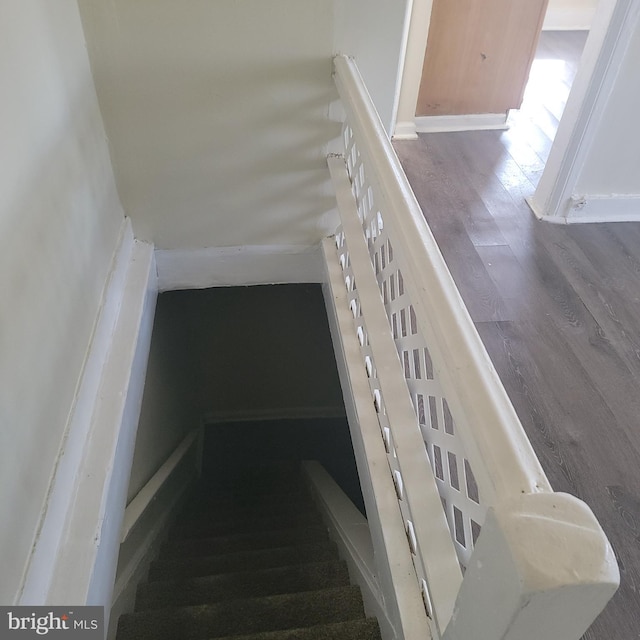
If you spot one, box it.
[394,31,640,639]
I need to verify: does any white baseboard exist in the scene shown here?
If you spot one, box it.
[20,222,158,622]
[415,113,508,133]
[18,218,135,604]
[155,244,325,291]
[542,8,595,31]
[393,120,419,140]
[528,194,640,223]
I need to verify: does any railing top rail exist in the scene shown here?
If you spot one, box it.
[333,54,551,502]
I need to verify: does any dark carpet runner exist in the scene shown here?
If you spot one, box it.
[116,462,381,640]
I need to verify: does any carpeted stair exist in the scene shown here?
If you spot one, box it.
[116,462,381,640]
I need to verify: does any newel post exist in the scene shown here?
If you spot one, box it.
[442,492,619,640]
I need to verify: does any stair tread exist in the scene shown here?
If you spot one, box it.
[176,505,317,530]
[199,618,382,640]
[136,560,350,610]
[149,541,338,581]
[170,511,322,539]
[117,464,377,640]
[161,525,328,557]
[118,586,365,640]
[183,488,310,510]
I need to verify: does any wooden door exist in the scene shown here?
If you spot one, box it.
[416,0,549,116]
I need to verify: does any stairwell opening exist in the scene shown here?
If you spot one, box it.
[129,282,365,514]
[111,283,384,640]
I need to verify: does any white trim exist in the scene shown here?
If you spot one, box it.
[394,0,434,140]
[120,429,199,543]
[18,218,135,604]
[415,113,509,133]
[529,193,640,223]
[108,468,195,640]
[155,244,325,291]
[542,8,595,30]
[301,461,396,640]
[203,406,346,425]
[392,120,419,140]
[33,238,156,616]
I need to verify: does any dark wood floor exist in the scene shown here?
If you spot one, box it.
[394,31,640,639]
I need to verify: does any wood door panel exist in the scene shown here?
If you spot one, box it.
[416,0,548,116]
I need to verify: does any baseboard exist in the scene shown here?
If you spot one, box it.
[18,218,136,604]
[542,8,595,30]
[393,120,418,140]
[20,228,158,618]
[107,468,196,640]
[155,244,325,291]
[415,113,508,133]
[528,194,640,223]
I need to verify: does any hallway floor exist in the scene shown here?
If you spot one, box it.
[394,31,640,639]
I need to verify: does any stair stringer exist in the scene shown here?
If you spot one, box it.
[321,241,433,640]
[302,461,396,640]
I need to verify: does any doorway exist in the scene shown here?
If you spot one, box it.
[505,30,589,179]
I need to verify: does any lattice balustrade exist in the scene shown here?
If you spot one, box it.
[334,229,437,605]
[328,55,617,640]
[339,123,485,568]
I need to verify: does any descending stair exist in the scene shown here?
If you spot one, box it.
[116,461,381,640]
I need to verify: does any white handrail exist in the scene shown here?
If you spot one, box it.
[333,54,550,503]
[121,429,199,543]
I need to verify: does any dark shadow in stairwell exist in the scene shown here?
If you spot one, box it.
[136,284,367,519]
[202,418,366,516]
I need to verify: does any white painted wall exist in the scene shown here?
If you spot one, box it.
[544,0,597,30]
[574,18,640,195]
[76,0,411,252]
[334,0,411,133]
[77,0,339,251]
[126,296,202,502]
[0,0,124,603]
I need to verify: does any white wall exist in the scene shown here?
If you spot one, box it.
[0,0,124,603]
[77,0,339,251]
[126,296,201,502]
[334,0,411,133]
[76,0,411,252]
[544,0,597,30]
[574,19,640,195]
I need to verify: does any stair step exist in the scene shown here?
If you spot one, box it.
[181,489,311,516]
[118,585,365,640]
[204,462,304,495]
[178,498,317,526]
[160,525,329,558]
[137,560,350,611]
[148,541,338,581]
[170,511,322,540]
[198,618,382,640]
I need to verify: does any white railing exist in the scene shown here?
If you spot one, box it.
[327,54,619,640]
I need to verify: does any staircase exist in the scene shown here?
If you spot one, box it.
[116,461,381,640]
